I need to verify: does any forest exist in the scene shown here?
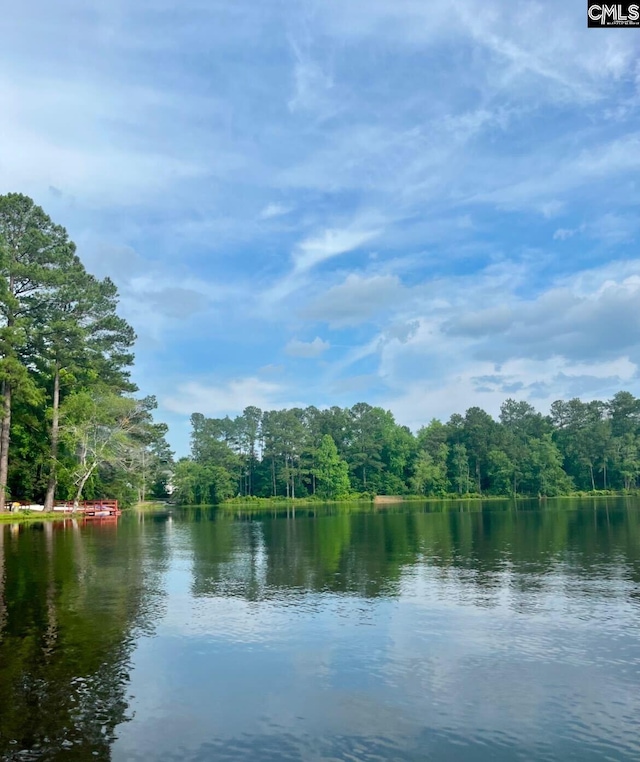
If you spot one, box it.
[173,393,640,503]
[0,193,171,510]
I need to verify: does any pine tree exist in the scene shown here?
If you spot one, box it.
[0,194,77,510]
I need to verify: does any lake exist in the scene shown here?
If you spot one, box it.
[1,498,639,761]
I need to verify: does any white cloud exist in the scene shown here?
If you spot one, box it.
[285,337,330,358]
[383,355,638,432]
[0,75,227,207]
[293,227,380,272]
[314,0,639,100]
[262,225,383,306]
[260,203,292,220]
[588,213,639,245]
[163,378,296,417]
[288,39,336,117]
[318,258,640,428]
[74,240,244,343]
[553,227,579,241]
[0,123,205,206]
[441,270,640,363]
[301,273,405,327]
[472,133,640,212]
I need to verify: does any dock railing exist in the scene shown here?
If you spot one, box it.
[52,500,120,515]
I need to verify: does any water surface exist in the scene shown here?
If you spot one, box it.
[1,498,639,760]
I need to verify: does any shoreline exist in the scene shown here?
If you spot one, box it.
[2,491,637,522]
[216,490,638,511]
[0,511,108,523]
[0,511,63,522]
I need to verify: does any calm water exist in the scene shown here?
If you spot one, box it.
[1,499,639,761]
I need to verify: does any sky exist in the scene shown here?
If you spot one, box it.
[2,0,640,455]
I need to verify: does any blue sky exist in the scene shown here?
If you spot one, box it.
[2,0,640,454]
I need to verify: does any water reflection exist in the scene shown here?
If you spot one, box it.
[0,518,166,760]
[187,499,640,603]
[0,499,639,761]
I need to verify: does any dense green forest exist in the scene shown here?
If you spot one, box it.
[0,193,171,510]
[174,394,640,503]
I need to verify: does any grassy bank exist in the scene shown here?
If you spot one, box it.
[218,493,504,512]
[217,489,639,512]
[134,500,172,511]
[220,493,374,510]
[0,511,70,522]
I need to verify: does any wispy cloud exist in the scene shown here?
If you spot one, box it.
[2,0,640,453]
[163,378,297,417]
[260,203,293,219]
[293,227,380,273]
[261,224,382,306]
[288,38,336,118]
[301,273,404,327]
[285,337,330,358]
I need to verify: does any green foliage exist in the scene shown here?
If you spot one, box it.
[487,449,515,495]
[525,434,574,497]
[0,193,171,509]
[172,458,235,505]
[179,392,640,504]
[410,445,449,496]
[314,435,351,499]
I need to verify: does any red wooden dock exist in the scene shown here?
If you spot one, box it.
[53,500,121,518]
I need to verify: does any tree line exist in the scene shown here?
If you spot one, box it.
[173,393,640,503]
[0,193,171,510]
